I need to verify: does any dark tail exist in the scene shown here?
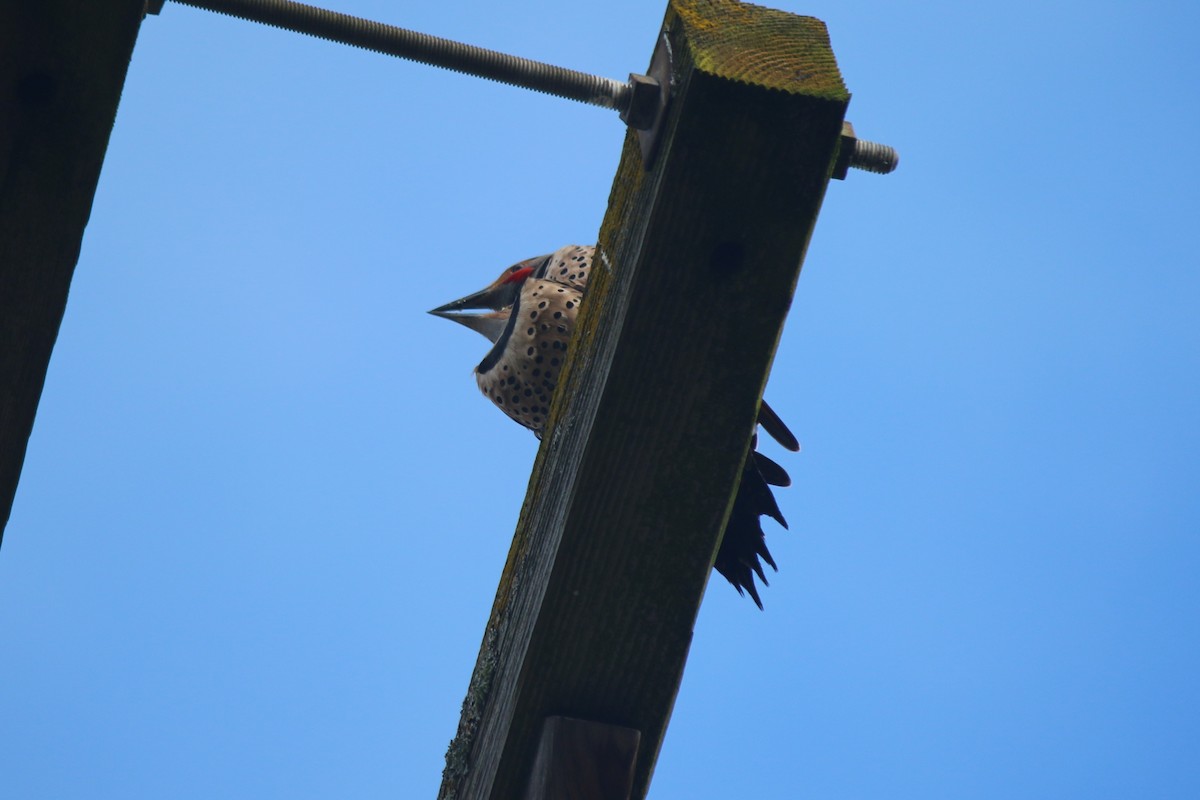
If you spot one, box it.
[713,401,798,609]
[758,399,800,453]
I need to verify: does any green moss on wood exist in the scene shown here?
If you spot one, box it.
[674,0,848,99]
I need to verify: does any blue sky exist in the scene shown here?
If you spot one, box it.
[3,0,1198,797]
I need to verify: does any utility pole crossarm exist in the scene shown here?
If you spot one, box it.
[0,1,147,546]
[439,2,850,798]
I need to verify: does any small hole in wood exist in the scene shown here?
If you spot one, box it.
[15,72,57,108]
[710,241,745,275]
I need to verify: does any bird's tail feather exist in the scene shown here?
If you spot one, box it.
[759,399,800,452]
[714,404,796,609]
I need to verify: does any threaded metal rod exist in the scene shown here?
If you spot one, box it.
[164,0,899,175]
[169,0,632,112]
[851,139,899,174]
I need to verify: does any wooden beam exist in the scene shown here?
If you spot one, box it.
[0,0,147,545]
[438,1,849,798]
[523,716,640,800]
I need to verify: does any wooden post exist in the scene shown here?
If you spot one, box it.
[439,1,850,798]
[0,0,850,792]
[0,0,147,545]
[523,717,641,800]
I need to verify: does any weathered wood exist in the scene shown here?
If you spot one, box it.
[439,2,849,798]
[523,716,641,800]
[0,0,146,545]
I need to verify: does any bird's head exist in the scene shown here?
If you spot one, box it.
[427,254,545,343]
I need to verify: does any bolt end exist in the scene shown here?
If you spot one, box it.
[850,140,899,174]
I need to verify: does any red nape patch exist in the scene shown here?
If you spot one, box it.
[503,266,534,284]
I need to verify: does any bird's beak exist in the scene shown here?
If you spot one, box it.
[428,284,508,316]
[429,285,515,344]
[429,307,510,343]
[428,254,548,342]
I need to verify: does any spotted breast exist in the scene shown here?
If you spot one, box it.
[474,273,582,437]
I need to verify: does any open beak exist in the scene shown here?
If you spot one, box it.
[428,284,507,317]
[429,285,515,344]
[429,307,509,343]
[428,254,548,343]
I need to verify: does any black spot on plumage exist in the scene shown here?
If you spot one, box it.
[553,311,562,319]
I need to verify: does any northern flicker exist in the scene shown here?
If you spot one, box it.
[429,244,799,608]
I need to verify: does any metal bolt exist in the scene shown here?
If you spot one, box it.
[850,139,899,174]
[165,0,634,114]
[833,122,899,179]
